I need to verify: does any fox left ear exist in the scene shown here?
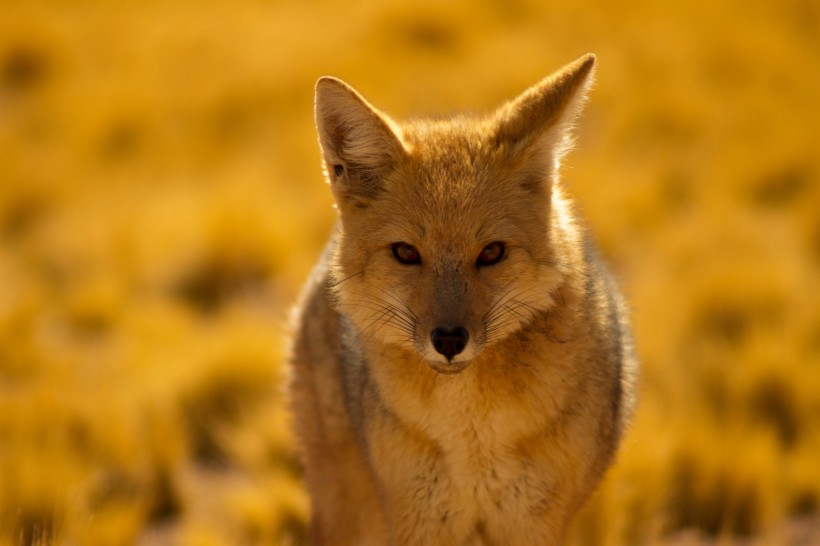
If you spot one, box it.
[314,77,406,208]
[492,54,596,190]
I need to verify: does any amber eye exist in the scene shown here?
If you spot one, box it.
[477,242,505,267]
[391,242,421,265]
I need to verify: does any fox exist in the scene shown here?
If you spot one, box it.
[288,53,638,546]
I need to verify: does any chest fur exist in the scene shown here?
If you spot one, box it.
[361,342,593,542]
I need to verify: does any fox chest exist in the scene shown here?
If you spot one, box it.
[367,403,571,544]
[362,346,586,542]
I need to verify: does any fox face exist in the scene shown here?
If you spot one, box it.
[315,56,595,373]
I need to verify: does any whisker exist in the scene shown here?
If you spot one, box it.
[484,285,543,325]
[329,270,364,289]
[364,282,419,323]
[337,290,418,343]
[483,285,522,322]
[349,294,416,333]
[483,283,558,345]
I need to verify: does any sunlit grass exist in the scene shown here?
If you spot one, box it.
[1,0,818,544]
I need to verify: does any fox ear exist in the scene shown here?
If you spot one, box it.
[492,54,596,191]
[315,77,405,207]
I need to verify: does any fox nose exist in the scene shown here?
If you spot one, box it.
[431,327,469,360]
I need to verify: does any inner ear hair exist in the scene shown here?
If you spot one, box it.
[493,54,596,166]
[314,77,406,204]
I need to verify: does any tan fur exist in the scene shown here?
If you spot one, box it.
[289,54,638,546]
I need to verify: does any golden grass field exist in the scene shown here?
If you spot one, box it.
[1,0,818,544]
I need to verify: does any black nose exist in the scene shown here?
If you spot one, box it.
[431,327,469,360]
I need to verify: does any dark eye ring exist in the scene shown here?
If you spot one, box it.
[477,241,505,267]
[391,242,421,265]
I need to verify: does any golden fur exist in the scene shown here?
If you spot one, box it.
[289,54,638,545]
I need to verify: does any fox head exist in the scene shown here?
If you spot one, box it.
[315,55,595,374]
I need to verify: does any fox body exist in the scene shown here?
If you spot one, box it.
[289,54,638,546]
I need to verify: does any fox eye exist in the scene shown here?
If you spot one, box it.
[332,164,344,177]
[477,241,505,267]
[392,242,421,265]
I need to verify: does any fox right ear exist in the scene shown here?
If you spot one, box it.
[314,77,405,207]
[491,54,596,192]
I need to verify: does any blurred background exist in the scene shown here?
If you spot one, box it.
[1,0,818,545]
